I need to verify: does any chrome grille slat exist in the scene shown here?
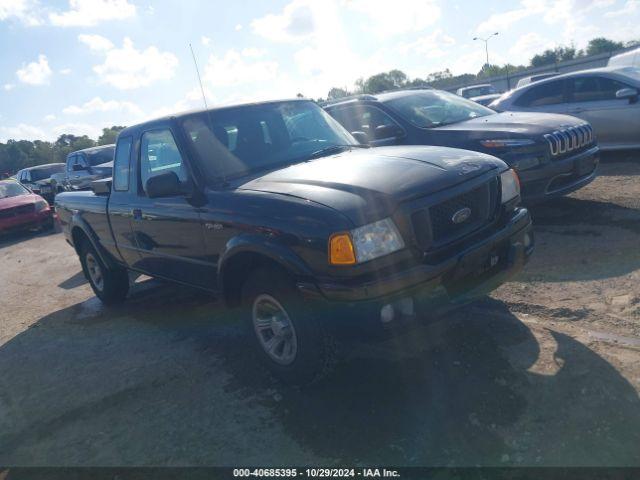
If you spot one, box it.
[544,124,594,158]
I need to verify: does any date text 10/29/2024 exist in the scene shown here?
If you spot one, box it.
[233,468,401,478]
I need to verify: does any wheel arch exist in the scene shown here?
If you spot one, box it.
[218,237,315,308]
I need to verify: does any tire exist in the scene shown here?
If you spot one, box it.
[241,267,335,384]
[79,240,129,305]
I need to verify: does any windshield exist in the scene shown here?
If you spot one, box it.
[181,100,358,180]
[386,91,495,128]
[462,85,496,97]
[86,147,115,166]
[30,164,64,181]
[0,181,29,199]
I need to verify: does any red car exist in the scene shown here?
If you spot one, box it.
[0,180,54,235]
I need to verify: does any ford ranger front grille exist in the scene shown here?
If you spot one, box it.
[544,124,594,157]
[411,177,499,249]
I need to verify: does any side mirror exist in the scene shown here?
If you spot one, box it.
[146,171,183,198]
[616,87,638,103]
[72,163,87,172]
[351,131,369,145]
[374,124,404,140]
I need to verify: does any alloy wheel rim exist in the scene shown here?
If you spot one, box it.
[252,294,298,366]
[85,253,104,292]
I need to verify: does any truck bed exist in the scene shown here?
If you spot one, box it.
[55,190,112,250]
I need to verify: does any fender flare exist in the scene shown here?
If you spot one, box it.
[217,234,315,299]
[69,213,118,270]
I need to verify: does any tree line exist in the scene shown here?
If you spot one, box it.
[0,126,125,175]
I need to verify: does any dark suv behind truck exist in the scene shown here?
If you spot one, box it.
[324,89,600,204]
[56,99,534,383]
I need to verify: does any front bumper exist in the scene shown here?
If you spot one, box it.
[299,208,534,332]
[518,146,599,204]
[0,209,53,234]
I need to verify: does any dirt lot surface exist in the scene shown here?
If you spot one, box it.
[1,155,640,467]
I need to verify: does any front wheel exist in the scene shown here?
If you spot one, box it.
[241,267,335,384]
[79,241,129,305]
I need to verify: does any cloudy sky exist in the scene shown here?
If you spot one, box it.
[1,0,638,142]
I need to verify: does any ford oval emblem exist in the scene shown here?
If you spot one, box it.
[451,207,472,224]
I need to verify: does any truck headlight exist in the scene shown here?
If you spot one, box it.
[500,169,520,204]
[329,218,405,265]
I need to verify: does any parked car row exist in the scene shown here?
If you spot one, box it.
[12,145,115,205]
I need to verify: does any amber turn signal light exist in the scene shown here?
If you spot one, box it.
[329,233,356,265]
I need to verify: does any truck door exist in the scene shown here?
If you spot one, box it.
[128,127,212,289]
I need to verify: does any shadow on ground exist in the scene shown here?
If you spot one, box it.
[0,279,638,466]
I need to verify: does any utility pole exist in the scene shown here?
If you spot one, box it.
[473,32,499,66]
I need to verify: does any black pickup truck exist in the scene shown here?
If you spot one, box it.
[56,99,534,383]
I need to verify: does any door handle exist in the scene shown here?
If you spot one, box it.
[132,208,142,220]
[568,108,583,114]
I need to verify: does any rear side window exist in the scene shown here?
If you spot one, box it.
[569,76,630,102]
[140,129,187,193]
[113,137,132,191]
[329,105,403,140]
[515,80,565,107]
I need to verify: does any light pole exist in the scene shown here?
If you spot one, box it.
[473,32,499,66]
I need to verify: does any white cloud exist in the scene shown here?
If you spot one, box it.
[44,114,56,121]
[0,123,48,142]
[62,96,142,116]
[51,122,102,139]
[203,49,278,87]
[50,0,136,27]
[0,0,42,25]
[3,83,15,91]
[399,29,456,58]
[241,47,266,58]
[250,0,383,97]
[84,37,179,90]
[605,0,638,17]
[59,68,72,75]
[16,54,52,85]
[251,0,316,42]
[235,23,242,31]
[509,32,554,64]
[477,0,545,33]
[78,33,114,51]
[344,0,442,37]
[201,35,211,46]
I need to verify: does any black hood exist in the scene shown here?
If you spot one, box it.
[238,146,506,225]
[434,111,585,138]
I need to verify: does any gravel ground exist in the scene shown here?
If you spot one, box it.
[1,155,639,467]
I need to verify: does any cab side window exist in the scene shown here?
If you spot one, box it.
[140,129,187,194]
[113,136,132,192]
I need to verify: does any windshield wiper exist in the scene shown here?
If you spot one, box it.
[307,144,368,160]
